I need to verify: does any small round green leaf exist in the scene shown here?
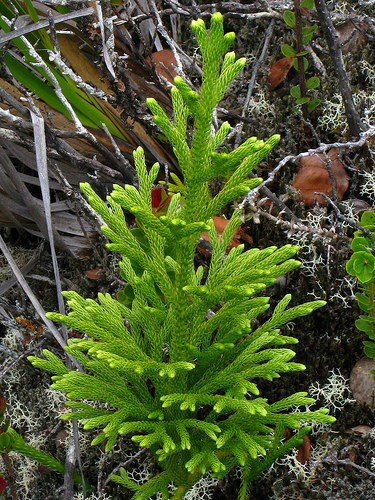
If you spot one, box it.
[295,97,310,105]
[302,34,314,44]
[281,44,296,57]
[307,98,320,113]
[360,211,375,230]
[356,292,371,314]
[364,341,375,358]
[301,0,315,9]
[351,236,373,253]
[348,251,375,282]
[290,85,301,99]
[355,317,375,335]
[302,25,318,35]
[293,57,308,72]
[283,10,296,28]
[306,76,320,89]
[0,433,13,452]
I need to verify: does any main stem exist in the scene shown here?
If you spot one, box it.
[293,0,308,119]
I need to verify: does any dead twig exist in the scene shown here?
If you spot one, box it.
[315,192,375,250]
[315,0,366,138]
[235,19,274,147]
[0,7,93,47]
[315,454,375,478]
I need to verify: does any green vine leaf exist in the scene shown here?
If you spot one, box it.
[307,98,320,113]
[346,251,375,283]
[301,0,315,9]
[283,10,296,28]
[281,44,297,58]
[306,76,320,90]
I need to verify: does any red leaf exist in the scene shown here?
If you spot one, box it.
[269,57,295,90]
[0,398,5,417]
[151,186,171,214]
[0,475,7,493]
[151,186,163,208]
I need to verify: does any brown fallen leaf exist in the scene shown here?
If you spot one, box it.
[84,268,105,281]
[346,446,358,473]
[55,429,69,449]
[350,357,375,406]
[283,428,311,464]
[293,149,349,207]
[346,425,372,435]
[199,216,241,257]
[296,434,311,465]
[146,49,178,85]
[269,56,295,91]
[335,21,366,55]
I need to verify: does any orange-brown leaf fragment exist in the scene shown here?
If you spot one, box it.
[146,49,178,85]
[84,268,104,281]
[296,434,311,465]
[269,57,295,90]
[293,148,349,207]
[199,216,241,257]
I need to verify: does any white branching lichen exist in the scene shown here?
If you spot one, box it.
[246,83,276,121]
[360,170,375,205]
[309,370,355,412]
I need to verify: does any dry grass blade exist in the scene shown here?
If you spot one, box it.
[0,243,44,296]
[0,234,81,370]
[30,108,66,330]
[0,136,98,258]
[0,7,93,46]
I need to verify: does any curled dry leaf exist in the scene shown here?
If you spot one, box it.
[293,148,349,207]
[84,268,104,281]
[145,49,178,85]
[350,356,375,406]
[296,434,311,465]
[269,56,295,91]
[283,428,311,464]
[335,21,366,55]
[346,424,372,435]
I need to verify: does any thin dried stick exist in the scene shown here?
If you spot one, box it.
[315,0,365,138]
[0,234,82,370]
[235,19,274,147]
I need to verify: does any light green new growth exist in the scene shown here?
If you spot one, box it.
[29,13,334,500]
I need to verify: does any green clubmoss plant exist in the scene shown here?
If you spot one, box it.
[29,13,334,500]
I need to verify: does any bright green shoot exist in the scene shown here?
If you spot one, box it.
[29,13,334,500]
